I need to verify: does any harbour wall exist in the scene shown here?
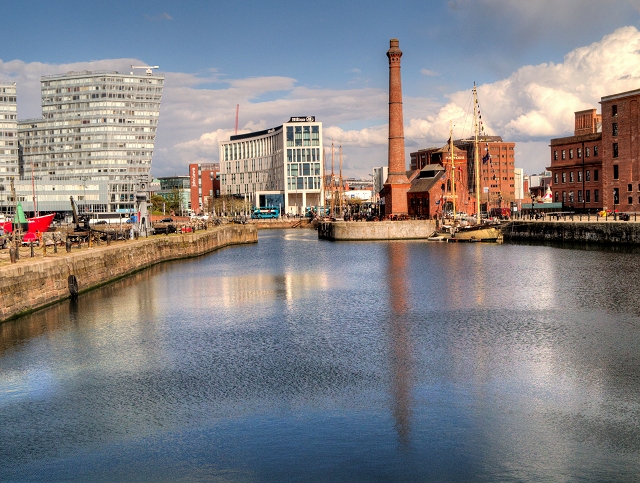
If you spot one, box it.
[503,220,640,244]
[249,218,315,229]
[0,224,257,323]
[318,220,437,241]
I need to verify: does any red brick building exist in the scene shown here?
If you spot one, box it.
[454,136,516,211]
[189,163,220,215]
[600,89,640,212]
[409,136,514,214]
[548,109,603,212]
[549,89,640,213]
[406,143,471,218]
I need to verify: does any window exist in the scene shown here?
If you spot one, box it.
[594,169,599,181]
[613,123,618,136]
[570,172,574,182]
[295,126,302,146]
[554,150,558,160]
[569,149,574,159]
[577,148,582,158]
[629,184,633,192]
[586,170,590,181]
[563,191,567,203]
[586,147,590,157]
[562,172,566,183]
[586,190,590,203]
[594,145,598,157]
[554,173,558,183]
[555,191,559,202]
[613,165,619,180]
[286,126,294,147]
[562,150,566,160]
[613,143,618,158]
[594,189,599,202]
[613,188,619,204]
[612,104,617,117]
[578,171,583,182]
[629,197,633,204]
[578,190,582,203]
[569,191,574,203]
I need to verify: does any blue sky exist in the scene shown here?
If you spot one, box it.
[1,0,640,177]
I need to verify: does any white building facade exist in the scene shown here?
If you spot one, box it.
[0,83,18,213]
[219,117,323,215]
[15,69,163,214]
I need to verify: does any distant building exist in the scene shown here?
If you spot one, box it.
[189,162,219,214]
[219,117,324,215]
[514,168,524,201]
[156,175,190,215]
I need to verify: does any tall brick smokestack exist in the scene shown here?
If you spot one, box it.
[384,38,410,216]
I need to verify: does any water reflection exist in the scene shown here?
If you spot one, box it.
[2,232,640,481]
[387,242,413,446]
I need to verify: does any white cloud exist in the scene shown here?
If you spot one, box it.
[420,69,438,77]
[1,25,640,178]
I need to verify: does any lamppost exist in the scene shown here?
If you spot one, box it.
[530,191,535,220]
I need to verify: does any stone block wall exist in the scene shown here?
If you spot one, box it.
[318,220,437,240]
[0,225,257,323]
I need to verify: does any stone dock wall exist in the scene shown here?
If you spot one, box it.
[318,220,437,241]
[503,220,640,244]
[0,224,257,323]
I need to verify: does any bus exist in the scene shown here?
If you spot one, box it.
[251,206,280,219]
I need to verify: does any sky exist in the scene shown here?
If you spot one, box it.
[1,0,640,178]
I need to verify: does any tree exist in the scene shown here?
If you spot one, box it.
[166,188,182,215]
[150,195,166,214]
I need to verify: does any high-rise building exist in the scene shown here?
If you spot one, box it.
[219,117,323,215]
[0,83,18,212]
[15,69,163,214]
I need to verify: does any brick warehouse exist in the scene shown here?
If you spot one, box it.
[409,135,515,215]
[549,88,640,213]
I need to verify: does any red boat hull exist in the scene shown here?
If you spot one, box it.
[1,213,55,239]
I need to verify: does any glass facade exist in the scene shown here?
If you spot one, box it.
[220,120,323,214]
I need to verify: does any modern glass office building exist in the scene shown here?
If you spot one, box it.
[0,83,18,213]
[219,117,324,215]
[15,69,163,214]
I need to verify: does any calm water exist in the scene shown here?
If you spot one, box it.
[1,229,640,482]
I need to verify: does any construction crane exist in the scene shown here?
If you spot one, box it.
[130,65,160,76]
[235,104,239,135]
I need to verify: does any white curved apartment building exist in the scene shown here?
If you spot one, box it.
[219,117,324,215]
[15,70,163,214]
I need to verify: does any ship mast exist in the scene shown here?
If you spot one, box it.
[474,83,481,224]
[449,121,456,221]
[330,140,335,217]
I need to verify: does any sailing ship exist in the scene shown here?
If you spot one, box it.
[431,85,503,243]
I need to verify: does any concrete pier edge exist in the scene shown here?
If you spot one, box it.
[0,224,257,324]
